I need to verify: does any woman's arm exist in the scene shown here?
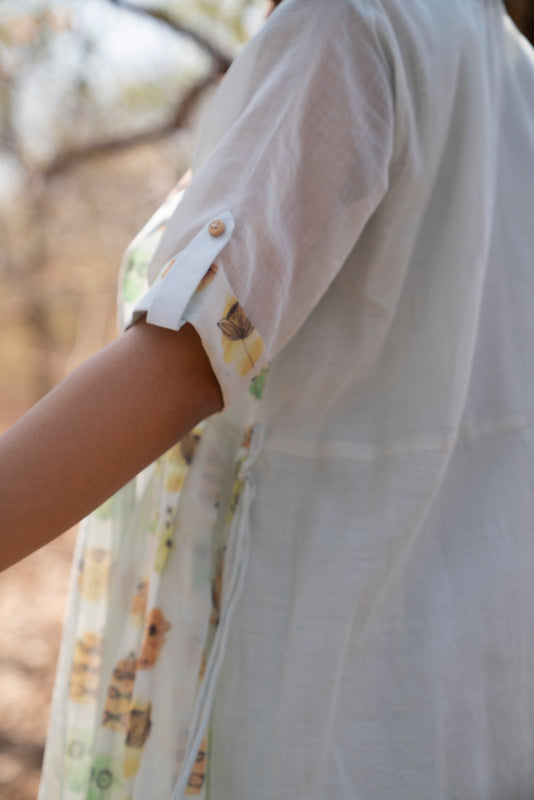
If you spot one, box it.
[0,320,223,571]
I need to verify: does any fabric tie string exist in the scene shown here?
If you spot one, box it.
[171,424,266,800]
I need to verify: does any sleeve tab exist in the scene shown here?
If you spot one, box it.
[130,211,235,331]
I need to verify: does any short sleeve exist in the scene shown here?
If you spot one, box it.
[125,0,394,408]
[127,212,269,407]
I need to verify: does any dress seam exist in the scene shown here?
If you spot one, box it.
[263,413,534,461]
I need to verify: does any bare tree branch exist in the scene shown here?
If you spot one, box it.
[42,74,215,178]
[105,0,233,73]
[41,0,237,178]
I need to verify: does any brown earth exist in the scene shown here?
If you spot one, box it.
[0,527,77,800]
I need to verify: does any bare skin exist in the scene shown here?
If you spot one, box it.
[0,319,223,571]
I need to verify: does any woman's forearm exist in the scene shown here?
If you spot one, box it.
[0,320,222,571]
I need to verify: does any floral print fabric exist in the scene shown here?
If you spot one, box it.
[39,183,268,800]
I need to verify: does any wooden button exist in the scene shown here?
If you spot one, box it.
[208,219,226,237]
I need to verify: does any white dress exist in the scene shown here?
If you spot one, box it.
[40,1,534,798]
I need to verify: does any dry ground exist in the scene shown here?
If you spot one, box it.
[0,528,77,800]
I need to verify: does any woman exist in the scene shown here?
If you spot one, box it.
[2,0,534,797]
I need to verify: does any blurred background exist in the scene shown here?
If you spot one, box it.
[0,1,532,798]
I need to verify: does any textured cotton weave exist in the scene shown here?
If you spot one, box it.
[41,1,534,798]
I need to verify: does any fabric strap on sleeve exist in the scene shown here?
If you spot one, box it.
[127,211,235,331]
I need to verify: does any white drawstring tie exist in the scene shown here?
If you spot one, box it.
[171,424,265,800]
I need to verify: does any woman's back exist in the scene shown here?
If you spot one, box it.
[204,3,534,798]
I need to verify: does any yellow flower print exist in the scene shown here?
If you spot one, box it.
[69,632,103,703]
[226,471,244,525]
[163,429,201,495]
[241,425,254,450]
[154,505,175,573]
[195,263,218,294]
[164,472,185,494]
[101,652,137,732]
[180,429,202,463]
[130,579,149,627]
[126,700,152,748]
[186,736,208,795]
[217,295,264,376]
[77,547,112,602]
[124,700,153,778]
[137,608,171,669]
